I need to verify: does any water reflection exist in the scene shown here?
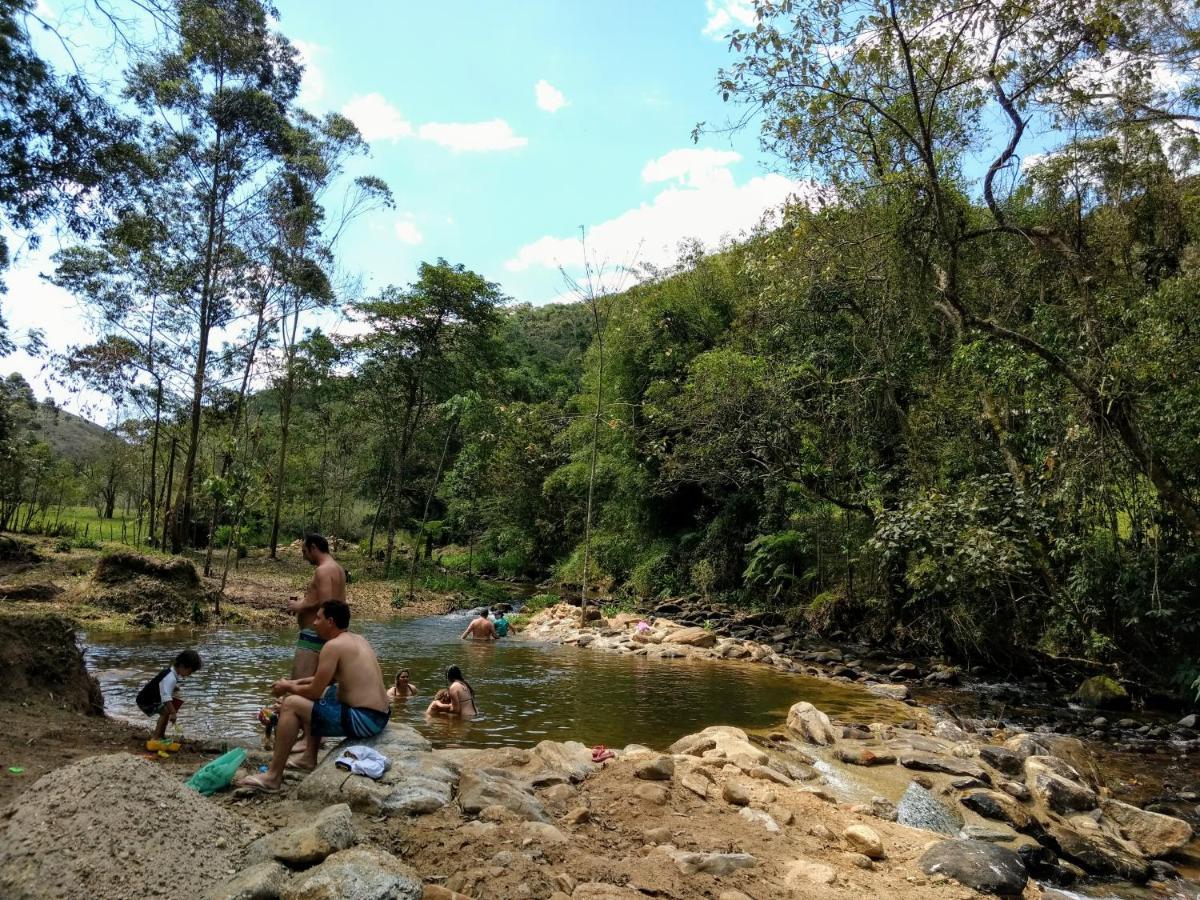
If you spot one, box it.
[84,612,905,750]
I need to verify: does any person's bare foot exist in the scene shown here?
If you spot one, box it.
[285,750,316,771]
[236,773,281,793]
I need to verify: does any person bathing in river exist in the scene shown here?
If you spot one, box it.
[238,600,390,792]
[387,668,418,701]
[460,609,497,641]
[426,665,478,717]
[289,533,347,680]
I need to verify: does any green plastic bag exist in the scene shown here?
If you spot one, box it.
[186,748,246,796]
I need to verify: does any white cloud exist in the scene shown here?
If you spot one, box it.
[505,151,817,275]
[703,0,756,39]
[417,119,527,152]
[642,148,743,187]
[535,79,568,113]
[293,39,327,110]
[341,93,414,143]
[393,217,424,245]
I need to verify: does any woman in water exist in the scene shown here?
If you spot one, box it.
[425,665,478,717]
[387,669,418,701]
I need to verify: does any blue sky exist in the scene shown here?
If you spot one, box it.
[5,0,806,416]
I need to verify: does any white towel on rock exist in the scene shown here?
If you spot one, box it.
[333,745,390,780]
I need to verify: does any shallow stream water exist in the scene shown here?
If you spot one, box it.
[84,610,907,749]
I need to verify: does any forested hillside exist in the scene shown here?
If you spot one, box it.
[1,0,1197,689]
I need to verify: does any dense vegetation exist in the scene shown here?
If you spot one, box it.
[2,0,1199,687]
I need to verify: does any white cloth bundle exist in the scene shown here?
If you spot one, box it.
[333,745,390,780]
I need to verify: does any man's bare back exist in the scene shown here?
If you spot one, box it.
[461,613,497,641]
[322,631,389,712]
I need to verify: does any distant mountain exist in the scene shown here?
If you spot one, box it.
[33,403,119,463]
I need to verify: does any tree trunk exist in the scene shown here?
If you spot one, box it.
[580,319,604,625]
[161,436,178,552]
[407,420,454,599]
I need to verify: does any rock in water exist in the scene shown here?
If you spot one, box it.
[1073,675,1130,710]
[1100,799,1193,859]
[787,701,837,745]
[920,839,1028,897]
[896,782,963,835]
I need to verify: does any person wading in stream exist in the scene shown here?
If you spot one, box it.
[289,533,347,679]
[238,599,390,792]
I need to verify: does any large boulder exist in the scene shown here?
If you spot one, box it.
[296,725,453,817]
[1047,816,1149,881]
[1026,757,1097,815]
[919,839,1027,897]
[787,701,837,745]
[242,804,355,867]
[662,626,717,648]
[1100,799,1193,858]
[978,746,1025,777]
[279,848,421,900]
[457,769,549,822]
[673,725,768,765]
[1073,675,1130,710]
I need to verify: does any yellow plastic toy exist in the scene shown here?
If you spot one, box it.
[146,739,181,753]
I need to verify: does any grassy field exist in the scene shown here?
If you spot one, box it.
[12,505,145,544]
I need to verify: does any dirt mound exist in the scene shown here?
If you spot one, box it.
[86,552,208,625]
[0,535,38,563]
[0,613,102,713]
[0,753,261,899]
[0,582,63,601]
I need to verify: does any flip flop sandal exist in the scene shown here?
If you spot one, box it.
[591,745,615,763]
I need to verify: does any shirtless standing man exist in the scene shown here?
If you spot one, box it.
[238,599,390,791]
[289,533,346,679]
[460,609,498,641]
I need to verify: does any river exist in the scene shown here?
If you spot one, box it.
[84,609,907,749]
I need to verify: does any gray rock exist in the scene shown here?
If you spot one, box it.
[867,683,910,701]
[669,850,757,876]
[933,721,970,742]
[1178,714,1197,730]
[680,771,710,799]
[960,791,1031,829]
[978,746,1024,776]
[900,752,990,782]
[1100,798,1193,858]
[634,756,674,781]
[1000,780,1031,802]
[1026,758,1097,814]
[668,734,717,756]
[298,733,456,817]
[897,782,963,835]
[920,839,1027,896]
[279,847,422,900]
[243,804,356,868]
[738,807,780,833]
[870,796,899,821]
[787,701,837,745]
[457,769,549,822]
[633,783,669,804]
[205,862,289,900]
[722,780,751,806]
[1047,817,1149,881]
[960,825,1018,843]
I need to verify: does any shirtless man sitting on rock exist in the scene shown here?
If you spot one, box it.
[289,533,347,679]
[460,609,498,641]
[238,599,390,792]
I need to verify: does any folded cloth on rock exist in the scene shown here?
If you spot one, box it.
[333,745,390,780]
